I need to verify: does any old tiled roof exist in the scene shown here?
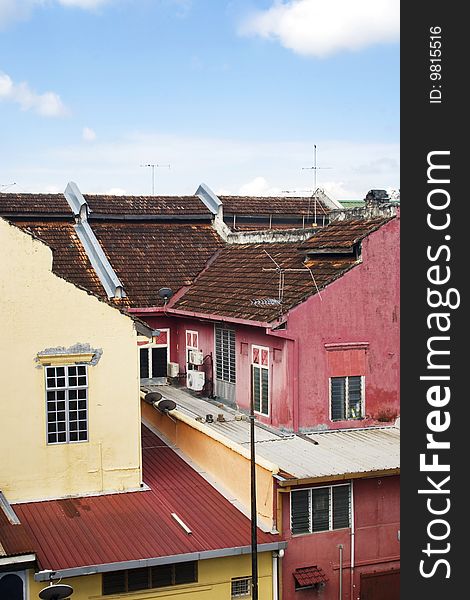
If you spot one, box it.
[85,195,210,216]
[0,193,70,215]
[299,218,392,251]
[174,242,356,322]
[91,222,223,308]
[220,196,331,216]
[14,426,280,573]
[12,221,106,299]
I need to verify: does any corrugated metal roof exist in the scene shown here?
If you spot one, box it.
[13,426,279,572]
[0,497,36,558]
[148,386,400,480]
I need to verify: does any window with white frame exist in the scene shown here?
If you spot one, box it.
[251,346,269,415]
[45,365,88,444]
[291,484,351,534]
[231,577,251,598]
[215,327,236,383]
[186,330,199,371]
[330,376,364,420]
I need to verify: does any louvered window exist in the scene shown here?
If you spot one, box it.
[215,327,236,383]
[330,376,364,420]
[252,345,269,415]
[102,562,197,595]
[291,485,351,534]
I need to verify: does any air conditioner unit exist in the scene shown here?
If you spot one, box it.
[167,362,180,378]
[187,370,205,391]
[188,350,204,366]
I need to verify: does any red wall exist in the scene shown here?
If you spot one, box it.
[285,217,400,430]
[136,215,399,431]
[280,475,400,600]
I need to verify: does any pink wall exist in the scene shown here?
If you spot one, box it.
[281,475,400,600]
[286,217,400,430]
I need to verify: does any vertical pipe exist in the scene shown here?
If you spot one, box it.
[338,544,343,600]
[250,370,259,600]
[350,481,355,600]
[272,552,279,600]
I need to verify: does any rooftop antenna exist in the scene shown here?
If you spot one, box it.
[0,182,17,192]
[261,249,322,304]
[302,145,332,221]
[140,163,170,196]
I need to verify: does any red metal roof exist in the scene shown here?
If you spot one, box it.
[0,502,35,558]
[14,426,279,572]
[293,566,328,587]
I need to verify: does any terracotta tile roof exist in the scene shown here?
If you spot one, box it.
[84,195,210,216]
[299,218,393,251]
[91,223,223,308]
[220,196,331,216]
[174,242,356,322]
[293,566,328,587]
[11,221,106,299]
[0,502,35,558]
[0,193,70,215]
[14,426,280,572]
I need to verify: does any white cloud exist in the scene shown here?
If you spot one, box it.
[241,0,399,57]
[57,0,111,8]
[0,70,68,117]
[106,187,127,195]
[82,126,97,141]
[238,176,282,196]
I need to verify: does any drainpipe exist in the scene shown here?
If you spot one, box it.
[272,552,279,600]
[338,544,343,600]
[350,481,355,600]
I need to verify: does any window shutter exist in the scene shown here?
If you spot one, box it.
[291,490,311,534]
[252,365,261,412]
[103,571,126,595]
[332,485,350,529]
[261,368,269,414]
[312,487,330,532]
[140,348,149,378]
[174,561,197,585]
[347,376,362,418]
[331,377,345,420]
[127,567,150,591]
[151,565,172,588]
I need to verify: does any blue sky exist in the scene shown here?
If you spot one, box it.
[0,0,399,199]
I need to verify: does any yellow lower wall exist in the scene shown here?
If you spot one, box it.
[28,552,274,599]
[141,402,275,530]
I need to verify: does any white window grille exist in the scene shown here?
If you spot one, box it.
[231,577,251,598]
[45,365,88,444]
[215,327,236,384]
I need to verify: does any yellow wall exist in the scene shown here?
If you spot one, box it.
[0,219,142,502]
[27,552,275,599]
[142,402,275,529]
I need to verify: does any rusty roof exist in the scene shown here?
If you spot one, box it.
[174,242,356,322]
[299,218,392,251]
[0,499,35,558]
[220,195,331,216]
[14,426,280,573]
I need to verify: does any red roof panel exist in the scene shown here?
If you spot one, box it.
[14,426,279,571]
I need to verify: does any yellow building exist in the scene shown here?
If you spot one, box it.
[0,217,285,600]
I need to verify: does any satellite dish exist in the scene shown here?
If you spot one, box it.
[39,584,74,600]
[154,397,177,413]
[158,287,173,301]
[144,391,162,405]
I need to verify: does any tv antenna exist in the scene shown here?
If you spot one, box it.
[0,182,17,192]
[140,163,170,195]
[302,145,332,221]
[262,249,322,304]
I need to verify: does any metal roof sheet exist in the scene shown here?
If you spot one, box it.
[149,386,400,480]
[13,426,279,572]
